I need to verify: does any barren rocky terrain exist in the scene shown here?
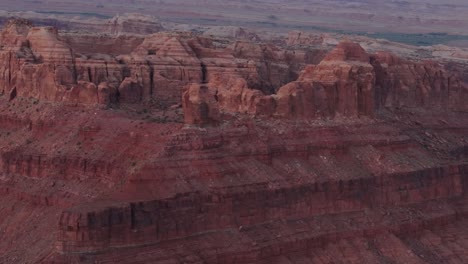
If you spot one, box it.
[0,1,467,264]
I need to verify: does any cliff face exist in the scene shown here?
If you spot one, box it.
[292,42,375,118]
[0,20,86,103]
[1,20,468,264]
[372,51,468,111]
[183,41,468,125]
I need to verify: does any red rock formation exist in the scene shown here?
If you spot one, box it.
[296,41,375,117]
[372,51,468,111]
[62,34,144,55]
[182,41,468,124]
[0,20,79,102]
[182,42,376,122]
[182,83,220,125]
[1,19,468,264]
[1,20,312,108]
[0,22,198,105]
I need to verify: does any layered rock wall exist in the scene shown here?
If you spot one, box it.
[58,163,466,253]
[56,122,468,253]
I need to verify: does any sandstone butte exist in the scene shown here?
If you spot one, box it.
[0,18,467,263]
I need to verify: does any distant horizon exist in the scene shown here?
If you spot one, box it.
[1,0,468,36]
[2,1,468,48]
